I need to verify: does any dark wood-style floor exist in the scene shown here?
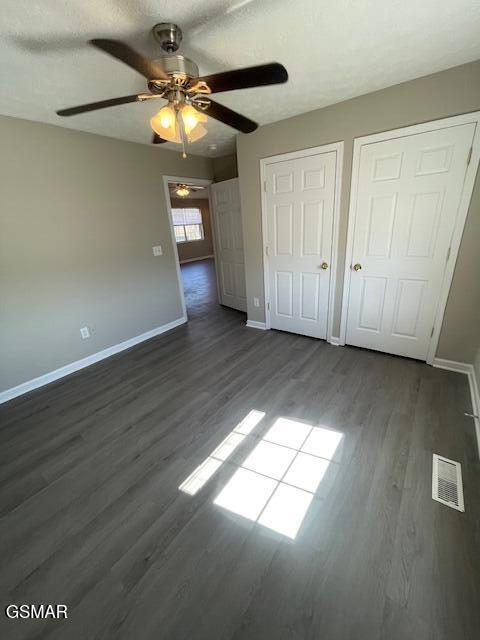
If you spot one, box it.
[1,258,479,639]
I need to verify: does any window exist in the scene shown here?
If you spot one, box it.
[172,207,204,243]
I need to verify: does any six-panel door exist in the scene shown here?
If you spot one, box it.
[265,152,337,339]
[345,123,475,359]
[211,178,247,312]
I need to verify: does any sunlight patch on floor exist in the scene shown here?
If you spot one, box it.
[178,410,265,495]
[180,410,343,539]
[214,420,343,539]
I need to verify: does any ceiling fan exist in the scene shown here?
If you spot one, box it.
[56,23,288,157]
[170,183,206,197]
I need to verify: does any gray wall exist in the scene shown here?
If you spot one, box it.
[213,153,238,182]
[0,115,212,392]
[237,60,480,363]
[171,197,214,262]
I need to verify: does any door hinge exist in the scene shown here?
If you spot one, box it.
[265,245,269,257]
[446,246,451,262]
[430,326,435,338]
[267,302,270,310]
[263,180,267,192]
[467,146,473,166]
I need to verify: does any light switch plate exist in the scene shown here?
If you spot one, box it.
[152,245,163,256]
[80,327,90,339]
[253,297,260,307]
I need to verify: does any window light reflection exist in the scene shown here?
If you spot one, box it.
[258,482,314,539]
[213,421,343,539]
[179,410,343,540]
[178,410,266,495]
[179,456,223,496]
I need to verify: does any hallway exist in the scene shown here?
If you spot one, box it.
[181,258,218,317]
[180,257,246,324]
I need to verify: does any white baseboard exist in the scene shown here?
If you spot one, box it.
[432,357,480,457]
[328,336,342,346]
[466,367,480,458]
[431,357,473,374]
[246,320,267,330]
[0,316,187,405]
[179,255,214,264]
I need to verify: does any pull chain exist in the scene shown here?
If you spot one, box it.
[176,108,188,159]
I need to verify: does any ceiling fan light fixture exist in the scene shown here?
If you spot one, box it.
[186,123,207,143]
[159,104,176,128]
[57,29,288,155]
[150,104,181,142]
[175,184,190,197]
[181,103,207,135]
[150,102,207,147]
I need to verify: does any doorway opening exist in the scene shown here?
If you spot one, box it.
[164,175,247,322]
[164,176,218,317]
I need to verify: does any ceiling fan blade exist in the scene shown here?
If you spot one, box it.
[90,39,168,80]
[191,63,287,94]
[56,94,140,116]
[152,133,167,144]
[195,100,257,133]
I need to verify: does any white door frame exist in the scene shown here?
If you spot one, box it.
[162,175,214,321]
[260,142,344,344]
[339,111,480,364]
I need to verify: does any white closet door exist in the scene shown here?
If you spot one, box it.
[211,178,247,312]
[345,122,475,360]
[265,151,337,339]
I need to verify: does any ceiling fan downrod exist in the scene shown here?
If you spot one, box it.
[152,22,183,54]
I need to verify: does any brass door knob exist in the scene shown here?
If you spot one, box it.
[353,263,362,271]
[319,262,329,270]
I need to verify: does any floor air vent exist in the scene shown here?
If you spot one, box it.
[432,454,464,512]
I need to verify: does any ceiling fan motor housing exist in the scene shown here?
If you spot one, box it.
[153,55,199,80]
[151,23,199,88]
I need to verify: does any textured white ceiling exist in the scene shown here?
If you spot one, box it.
[1,0,480,158]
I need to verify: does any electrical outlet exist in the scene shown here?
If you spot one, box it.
[253,297,260,307]
[80,327,90,339]
[152,245,163,256]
